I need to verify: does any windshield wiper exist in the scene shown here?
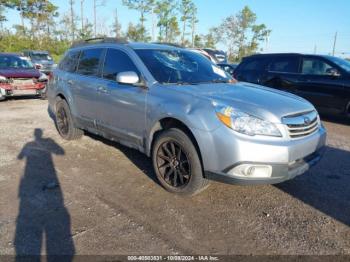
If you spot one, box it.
[162,81,198,86]
[197,79,230,84]
[210,79,230,84]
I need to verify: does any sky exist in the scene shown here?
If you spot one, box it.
[3,0,350,57]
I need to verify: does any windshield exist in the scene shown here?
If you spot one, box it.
[0,56,34,69]
[135,49,232,85]
[327,56,350,73]
[30,53,53,61]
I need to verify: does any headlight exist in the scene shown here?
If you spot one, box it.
[0,75,8,83]
[38,73,48,82]
[214,104,282,137]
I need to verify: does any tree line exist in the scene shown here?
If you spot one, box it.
[0,0,271,62]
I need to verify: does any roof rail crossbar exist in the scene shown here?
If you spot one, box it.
[71,37,129,48]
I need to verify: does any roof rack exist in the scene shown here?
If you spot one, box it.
[152,42,184,48]
[71,37,129,48]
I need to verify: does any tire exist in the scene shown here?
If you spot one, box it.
[152,128,209,196]
[55,98,83,140]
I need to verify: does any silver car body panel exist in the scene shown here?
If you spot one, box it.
[48,43,327,185]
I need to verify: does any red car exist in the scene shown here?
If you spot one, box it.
[0,53,48,101]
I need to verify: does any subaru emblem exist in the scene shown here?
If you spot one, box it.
[304,117,311,125]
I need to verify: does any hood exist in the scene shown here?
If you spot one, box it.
[0,68,41,78]
[166,82,315,123]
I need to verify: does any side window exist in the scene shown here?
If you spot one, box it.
[269,57,299,73]
[59,50,80,73]
[102,49,139,81]
[240,59,267,71]
[302,58,335,75]
[76,48,104,76]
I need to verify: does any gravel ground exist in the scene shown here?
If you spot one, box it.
[0,98,349,256]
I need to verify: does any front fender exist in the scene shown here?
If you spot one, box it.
[144,86,221,156]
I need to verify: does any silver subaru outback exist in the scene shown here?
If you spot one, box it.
[48,38,327,195]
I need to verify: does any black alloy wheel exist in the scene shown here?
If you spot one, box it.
[56,106,69,136]
[156,140,191,188]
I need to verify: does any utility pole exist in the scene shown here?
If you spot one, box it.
[81,0,85,32]
[332,31,337,56]
[314,44,317,54]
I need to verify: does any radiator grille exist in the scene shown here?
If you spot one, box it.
[283,111,319,139]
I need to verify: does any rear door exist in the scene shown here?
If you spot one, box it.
[263,55,301,94]
[296,56,346,111]
[73,48,104,127]
[96,48,147,148]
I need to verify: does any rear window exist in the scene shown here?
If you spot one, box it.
[76,48,104,76]
[268,56,299,73]
[59,51,80,73]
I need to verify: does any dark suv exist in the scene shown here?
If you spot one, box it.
[234,53,350,119]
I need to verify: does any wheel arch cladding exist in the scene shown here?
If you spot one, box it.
[147,117,204,170]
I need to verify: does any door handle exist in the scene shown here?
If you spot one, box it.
[97,86,108,93]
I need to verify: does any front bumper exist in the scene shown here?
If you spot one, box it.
[205,148,325,185]
[195,124,327,185]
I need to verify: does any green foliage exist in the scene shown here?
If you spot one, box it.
[193,34,202,48]
[126,22,150,42]
[122,0,154,41]
[217,6,271,62]
[202,28,218,49]
[0,32,69,62]
[0,1,270,63]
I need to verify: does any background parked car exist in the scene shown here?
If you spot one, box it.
[234,53,350,119]
[202,48,228,64]
[22,50,56,75]
[218,63,239,77]
[0,53,48,101]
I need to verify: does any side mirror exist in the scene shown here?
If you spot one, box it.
[116,71,140,85]
[326,68,341,77]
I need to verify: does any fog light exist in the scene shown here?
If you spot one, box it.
[229,164,272,178]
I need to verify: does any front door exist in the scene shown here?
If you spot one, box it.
[296,57,346,112]
[96,48,147,148]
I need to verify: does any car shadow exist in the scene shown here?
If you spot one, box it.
[85,132,160,185]
[14,128,75,261]
[320,112,349,126]
[87,130,350,228]
[275,146,350,227]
